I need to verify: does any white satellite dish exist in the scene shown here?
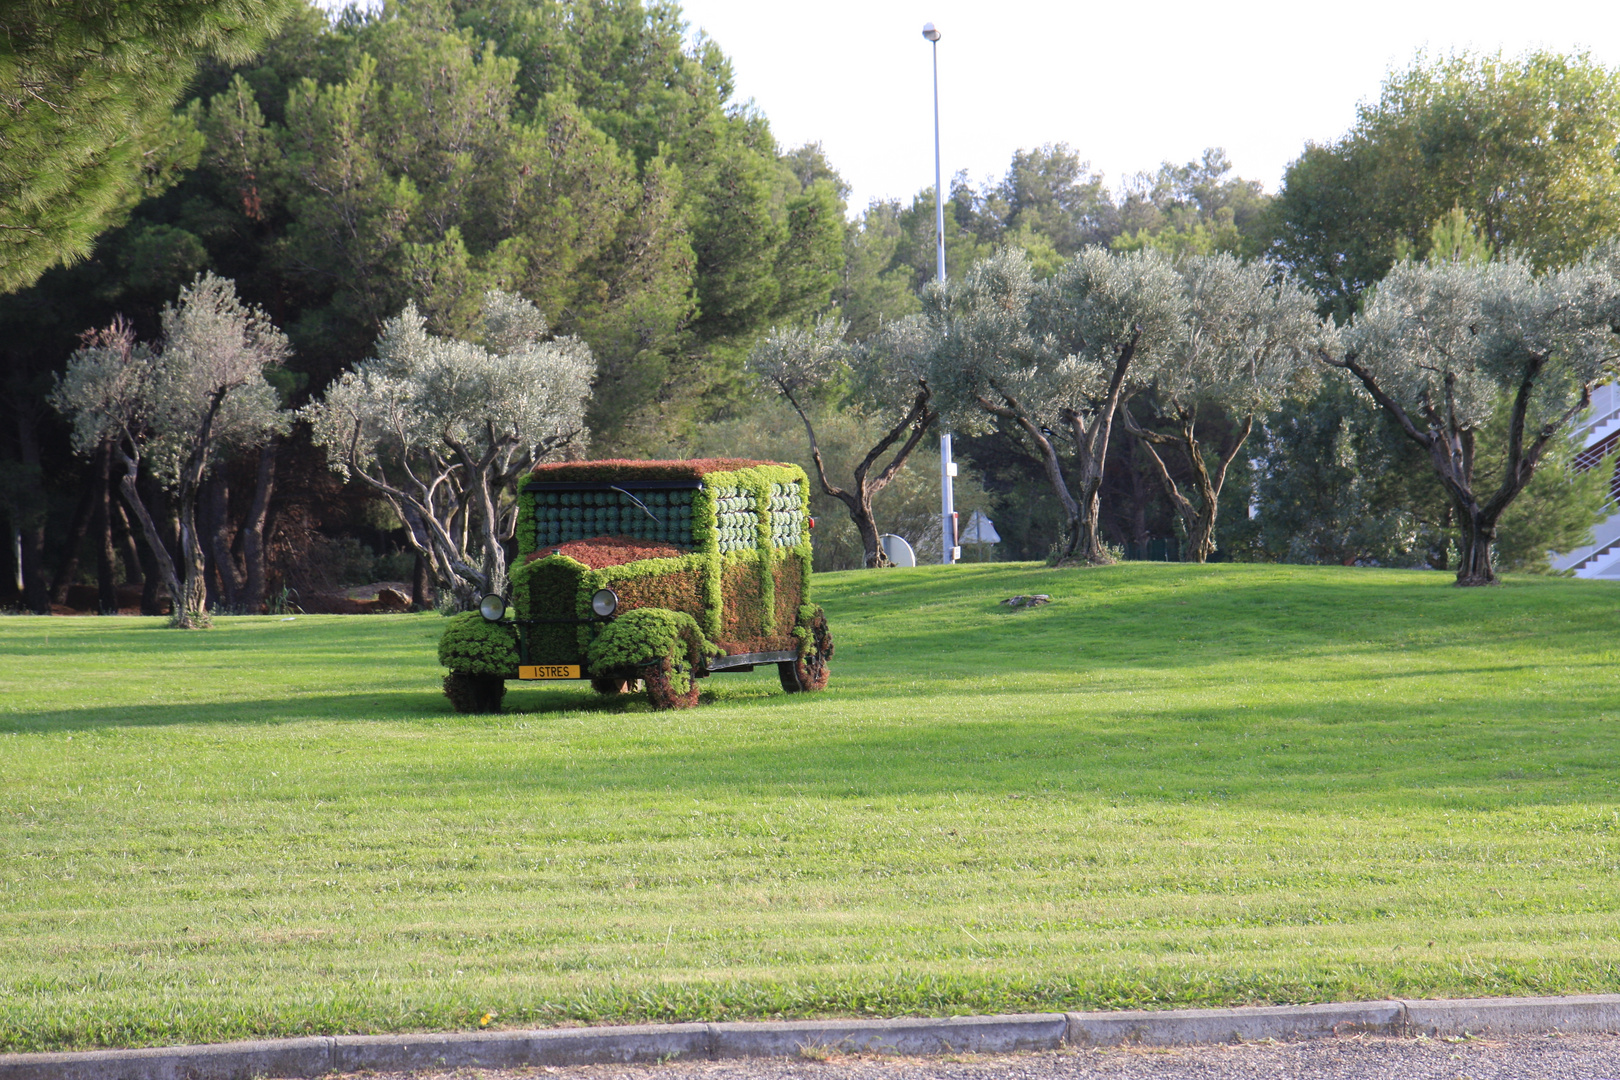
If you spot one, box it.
[879,533,916,567]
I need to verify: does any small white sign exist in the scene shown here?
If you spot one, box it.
[960,510,1000,544]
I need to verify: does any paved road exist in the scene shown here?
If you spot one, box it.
[344,1034,1620,1080]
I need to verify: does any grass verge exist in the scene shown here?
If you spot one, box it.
[3,562,1620,1051]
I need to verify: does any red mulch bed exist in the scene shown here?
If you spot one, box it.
[528,458,784,482]
[529,536,686,569]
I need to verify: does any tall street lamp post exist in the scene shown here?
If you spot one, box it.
[923,21,959,565]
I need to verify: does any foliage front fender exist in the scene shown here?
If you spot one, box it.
[586,608,720,677]
[438,612,520,677]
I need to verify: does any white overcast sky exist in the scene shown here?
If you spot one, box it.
[674,0,1620,210]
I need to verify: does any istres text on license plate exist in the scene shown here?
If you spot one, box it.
[519,664,581,679]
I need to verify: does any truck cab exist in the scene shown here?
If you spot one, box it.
[438,459,833,711]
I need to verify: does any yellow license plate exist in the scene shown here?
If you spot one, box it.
[519,664,582,680]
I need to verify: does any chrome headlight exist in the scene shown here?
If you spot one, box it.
[477,593,507,622]
[591,588,619,617]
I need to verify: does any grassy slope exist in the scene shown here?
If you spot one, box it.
[2,563,1619,1051]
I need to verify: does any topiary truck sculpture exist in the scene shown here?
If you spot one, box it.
[438,459,834,712]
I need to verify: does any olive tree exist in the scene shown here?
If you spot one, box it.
[748,314,938,567]
[303,291,594,608]
[929,246,1183,563]
[1120,254,1328,563]
[1324,253,1620,585]
[51,273,289,627]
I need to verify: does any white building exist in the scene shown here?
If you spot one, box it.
[1549,382,1620,579]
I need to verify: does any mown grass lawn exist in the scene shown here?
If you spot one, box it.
[3,562,1620,1052]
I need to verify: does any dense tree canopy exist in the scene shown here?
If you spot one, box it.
[50,273,289,625]
[0,0,296,292]
[181,0,843,445]
[11,12,1620,602]
[303,290,593,607]
[3,0,850,614]
[1111,149,1271,260]
[1325,251,1620,584]
[1269,51,1620,320]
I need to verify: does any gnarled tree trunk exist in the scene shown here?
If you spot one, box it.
[115,450,186,620]
[1452,504,1499,586]
[1120,403,1253,565]
[93,441,118,614]
[1327,349,1589,587]
[241,440,276,614]
[783,381,935,569]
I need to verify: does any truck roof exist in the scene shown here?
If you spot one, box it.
[526,458,791,484]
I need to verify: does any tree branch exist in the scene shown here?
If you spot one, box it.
[781,382,853,509]
[1321,347,1434,450]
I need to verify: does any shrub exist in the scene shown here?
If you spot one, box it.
[437,612,520,677]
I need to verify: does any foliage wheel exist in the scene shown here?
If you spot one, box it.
[779,612,833,693]
[443,672,507,713]
[643,652,700,710]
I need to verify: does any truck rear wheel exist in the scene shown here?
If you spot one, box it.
[443,672,507,713]
[643,652,699,710]
[779,613,833,693]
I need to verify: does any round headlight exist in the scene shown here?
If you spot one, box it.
[591,588,619,617]
[477,593,507,622]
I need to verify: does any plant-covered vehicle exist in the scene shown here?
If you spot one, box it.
[438,459,834,711]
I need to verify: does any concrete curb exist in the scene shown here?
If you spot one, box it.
[709,1014,1068,1058]
[1064,999,1405,1046]
[3,996,1618,1080]
[1403,994,1620,1037]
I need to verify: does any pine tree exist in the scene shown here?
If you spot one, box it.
[0,0,295,291]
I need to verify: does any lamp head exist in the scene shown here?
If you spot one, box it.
[921,22,940,42]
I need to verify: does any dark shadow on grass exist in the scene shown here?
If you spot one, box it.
[11,685,1614,811]
[0,673,796,731]
[0,691,455,730]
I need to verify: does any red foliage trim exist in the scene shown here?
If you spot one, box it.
[528,458,786,482]
[528,536,686,570]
